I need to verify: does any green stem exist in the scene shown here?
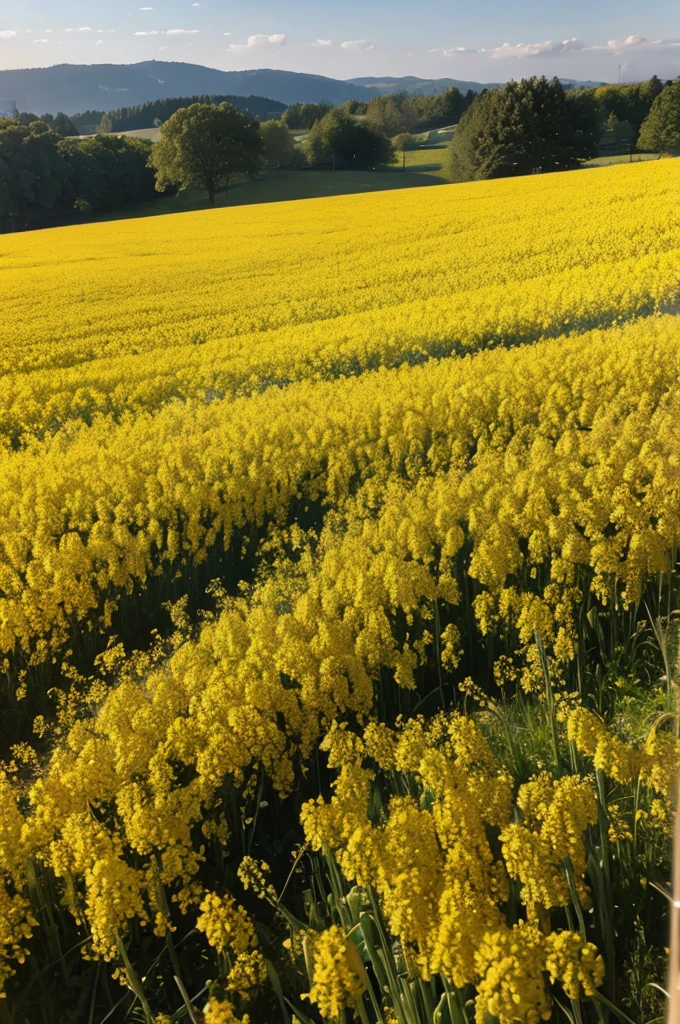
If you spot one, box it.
[536,629,560,767]
[174,975,199,1024]
[116,934,154,1024]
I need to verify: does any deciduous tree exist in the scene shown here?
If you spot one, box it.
[150,102,263,205]
[308,109,394,169]
[638,79,680,154]
[0,118,71,229]
[260,118,297,168]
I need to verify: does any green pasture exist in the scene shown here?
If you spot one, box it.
[102,167,447,222]
[386,146,448,177]
[583,152,661,166]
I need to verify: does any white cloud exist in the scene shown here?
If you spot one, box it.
[341,39,376,51]
[481,38,588,59]
[597,34,680,55]
[433,32,680,61]
[228,33,286,52]
[33,38,49,43]
[139,6,153,9]
[95,39,104,46]
[78,26,93,32]
[430,46,473,55]
[136,28,200,36]
[0,30,17,39]
[313,39,332,47]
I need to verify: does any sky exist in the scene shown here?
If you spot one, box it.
[0,0,679,83]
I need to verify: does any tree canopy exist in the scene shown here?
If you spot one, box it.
[363,87,475,138]
[393,132,418,152]
[592,77,665,144]
[447,77,597,183]
[637,78,680,154]
[100,94,285,134]
[365,92,421,137]
[0,119,71,229]
[0,120,162,231]
[282,103,333,130]
[307,108,394,169]
[260,118,297,168]
[15,111,79,136]
[59,134,158,213]
[150,102,264,205]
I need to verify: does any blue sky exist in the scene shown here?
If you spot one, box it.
[1,0,679,82]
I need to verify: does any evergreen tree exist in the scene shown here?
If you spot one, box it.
[638,79,680,154]
[53,112,79,137]
[448,77,594,183]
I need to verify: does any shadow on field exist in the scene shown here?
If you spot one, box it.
[99,167,448,222]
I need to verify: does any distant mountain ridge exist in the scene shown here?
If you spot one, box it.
[347,76,494,95]
[0,62,368,115]
[0,61,606,116]
[349,75,606,95]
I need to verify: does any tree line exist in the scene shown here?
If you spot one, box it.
[12,110,80,137]
[448,75,680,182]
[12,93,286,138]
[2,77,679,231]
[99,93,286,133]
[0,120,161,231]
[282,87,476,134]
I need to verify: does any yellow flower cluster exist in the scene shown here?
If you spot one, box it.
[567,706,680,795]
[301,716,604,1021]
[196,892,258,956]
[203,998,250,1024]
[303,925,367,1021]
[2,307,680,679]
[0,161,676,1013]
[196,893,266,1003]
[501,774,597,917]
[0,772,37,993]
[1,162,678,446]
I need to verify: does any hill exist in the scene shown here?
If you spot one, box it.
[349,75,605,94]
[0,61,371,115]
[348,75,493,94]
[0,62,607,116]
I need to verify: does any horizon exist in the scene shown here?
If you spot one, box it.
[0,57,666,89]
[0,0,678,84]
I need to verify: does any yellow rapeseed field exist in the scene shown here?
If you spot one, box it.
[1,160,680,1024]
